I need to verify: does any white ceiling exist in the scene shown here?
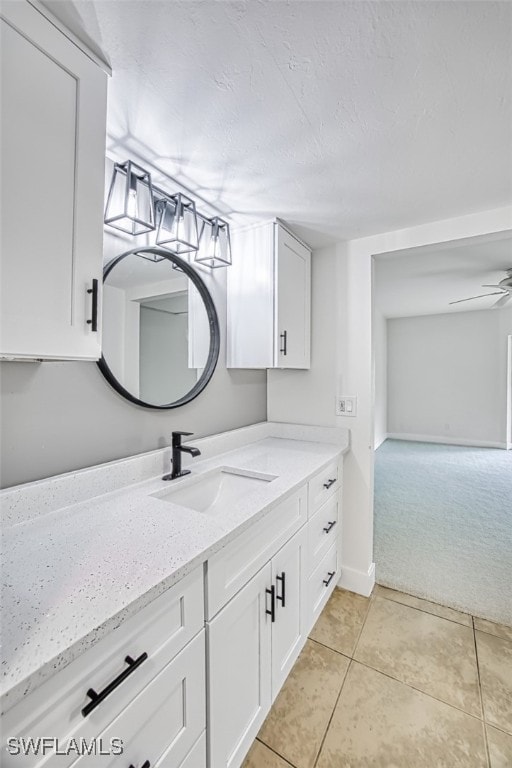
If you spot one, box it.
[374,231,512,318]
[43,0,512,248]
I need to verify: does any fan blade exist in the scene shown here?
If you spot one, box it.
[449,292,504,305]
[493,293,512,308]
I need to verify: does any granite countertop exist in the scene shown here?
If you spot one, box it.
[1,425,348,714]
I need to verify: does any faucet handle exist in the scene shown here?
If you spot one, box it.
[172,431,193,447]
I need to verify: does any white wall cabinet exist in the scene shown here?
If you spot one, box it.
[227,221,311,369]
[0,1,107,361]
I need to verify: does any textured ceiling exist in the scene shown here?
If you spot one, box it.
[374,231,512,317]
[43,0,512,247]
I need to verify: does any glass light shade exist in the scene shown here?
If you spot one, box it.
[168,250,190,273]
[136,250,166,263]
[195,217,232,268]
[156,194,199,254]
[104,161,155,235]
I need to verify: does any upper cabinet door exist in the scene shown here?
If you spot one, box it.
[227,221,276,369]
[227,221,311,369]
[0,2,107,360]
[274,227,311,369]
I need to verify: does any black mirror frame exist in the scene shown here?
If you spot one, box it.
[97,247,221,410]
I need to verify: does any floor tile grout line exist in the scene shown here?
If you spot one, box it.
[484,722,512,738]
[310,601,374,768]
[350,595,374,658]
[312,658,354,768]
[472,624,512,643]
[473,617,491,768]
[255,738,298,768]
[374,591,473,628]
[351,656,485,723]
[377,585,512,636]
[308,636,351,660]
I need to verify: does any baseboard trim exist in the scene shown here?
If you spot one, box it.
[338,562,375,597]
[374,434,389,450]
[387,433,507,450]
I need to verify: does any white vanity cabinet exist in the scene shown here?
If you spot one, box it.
[207,525,308,768]
[1,452,344,768]
[0,1,108,361]
[1,567,206,768]
[227,221,311,369]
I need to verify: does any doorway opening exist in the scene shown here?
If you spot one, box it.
[372,231,512,625]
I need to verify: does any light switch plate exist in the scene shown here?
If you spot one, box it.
[336,396,357,416]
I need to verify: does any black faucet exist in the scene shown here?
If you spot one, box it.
[163,431,201,481]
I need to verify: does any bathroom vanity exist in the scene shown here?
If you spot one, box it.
[1,423,348,768]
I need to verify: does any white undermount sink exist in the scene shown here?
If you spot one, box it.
[151,467,277,514]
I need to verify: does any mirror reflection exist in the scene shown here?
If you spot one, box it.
[101,251,216,408]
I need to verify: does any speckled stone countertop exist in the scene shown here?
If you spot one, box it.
[0,422,349,714]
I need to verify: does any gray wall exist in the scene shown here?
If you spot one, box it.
[0,265,267,489]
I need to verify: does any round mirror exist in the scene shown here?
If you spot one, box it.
[98,247,220,409]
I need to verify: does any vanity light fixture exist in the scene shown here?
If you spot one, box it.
[195,217,232,269]
[104,161,155,235]
[104,159,233,268]
[156,194,199,254]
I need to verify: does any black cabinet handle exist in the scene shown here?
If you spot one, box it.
[323,571,335,587]
[266,585,276,622]
[129,763,150,768]
[323,478,336,490]
[280,330,288,355]
[87,279,99,332]
[323,520,337,534]
[276,572,286,608]
[81,652,148,717]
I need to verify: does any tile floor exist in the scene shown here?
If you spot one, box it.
[243,585,512,768]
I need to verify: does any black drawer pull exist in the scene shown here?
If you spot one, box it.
[280,330,288,355]
[129,763,150,768]
[81,652,148,717]
[266,585,276,622]
[323,571,335,587]
[276,571,286,608]
[323,520,337,534]
[87,279,99,332]
[323,478,336,490]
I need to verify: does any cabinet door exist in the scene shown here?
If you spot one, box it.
[275,227,311,369]
[207,564,272,768]
[0,2,107,360]
[271,526,307,698]
[227,222,275,369]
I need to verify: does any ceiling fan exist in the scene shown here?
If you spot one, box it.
[449,268,512,308]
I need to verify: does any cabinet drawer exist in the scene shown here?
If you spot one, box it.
[308,543,339,630]
[166,732,205,768]
[308,461,339,516]
[70,630,206,768]
[1,567,204,768]
[206,486,307,619]
[308,496,339,573]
